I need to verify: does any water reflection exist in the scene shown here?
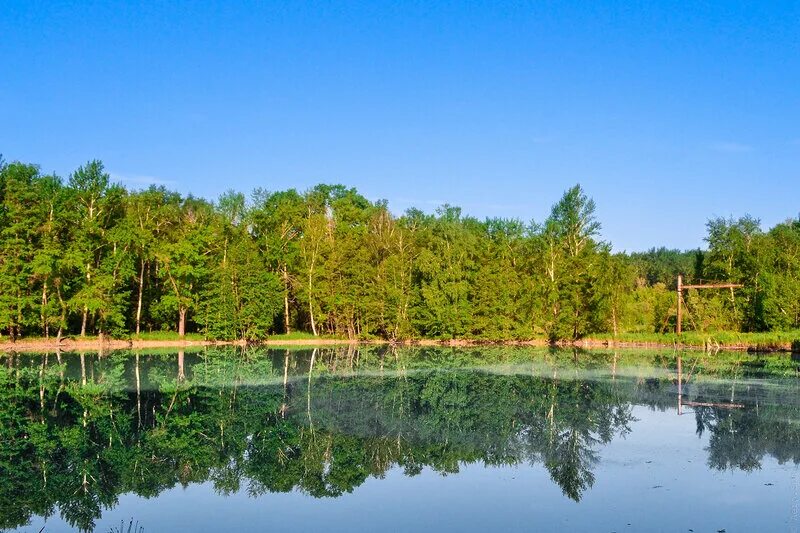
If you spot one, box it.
[1,347,799,531]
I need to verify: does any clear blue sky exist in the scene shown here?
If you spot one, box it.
[2,1,798,251]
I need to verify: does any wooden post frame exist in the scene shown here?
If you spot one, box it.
[676,276,743,335]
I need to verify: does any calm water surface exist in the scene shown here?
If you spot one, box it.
[2,346,799,532]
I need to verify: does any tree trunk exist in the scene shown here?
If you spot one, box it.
[82,262,91,337]
[307,242,318,336]
[41,280,49,339]
[178,307,187,338]
[15,287,22,340]
[309,299,317,336]
[283,266,291,334]
[135,259,145,335]
[307,268,318,336]
[612,307,618,337]
[80,306,88,337]
[56,284,66,340]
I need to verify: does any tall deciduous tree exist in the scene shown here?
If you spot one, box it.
[250,189,305,333]
[126,186,181,334]
[532,185,606,339]
[155,197,212,337]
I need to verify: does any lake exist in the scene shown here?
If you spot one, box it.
[2,346,799,532]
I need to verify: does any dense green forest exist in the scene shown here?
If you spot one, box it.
[3,346,799,530]
[1,157,799,341]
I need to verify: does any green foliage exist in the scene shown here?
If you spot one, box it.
[199,202,283,340]
[1,155,799,341]
[0,162,41,337]
[629,247,700,287]
[527,185,611,339]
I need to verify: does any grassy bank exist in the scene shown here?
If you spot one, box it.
[0,331,354,352]
[585,330,800,351]
[2,330,799,353]
[132,331,347,342]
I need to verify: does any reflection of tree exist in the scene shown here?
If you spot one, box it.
[276,368,635,501]
[695,406,800,472]
[518,378,633,501]
[544,429,597,501]
[1,348,799,530]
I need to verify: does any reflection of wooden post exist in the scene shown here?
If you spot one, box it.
[677,355,683,415]
[677,275,683,335]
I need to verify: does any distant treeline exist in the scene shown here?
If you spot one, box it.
[1,157,799,340]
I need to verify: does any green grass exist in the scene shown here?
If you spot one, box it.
[129,331,206,341]
[588,329,800,349]
[267,331,346,340]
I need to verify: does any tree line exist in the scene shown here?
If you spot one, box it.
[1,156,799,341]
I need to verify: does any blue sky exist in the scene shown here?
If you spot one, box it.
[2,1,798,251]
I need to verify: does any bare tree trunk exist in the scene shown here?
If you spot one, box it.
[308,272,317,336]
[283,266,291,334]
[135,259,145,335]
[82,262,91,337]
[80,306,88,337]
[178,307,187,338]
[307,239,319,337]
[41,281,49,338]
[56,284,65,340]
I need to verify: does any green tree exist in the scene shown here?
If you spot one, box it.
[410,206,478,338]
[250,189,305,333]
[531,185,607,339]
[125,186,182,334]
[155,196,213,336]
[0,163,41,339]
[199,191,283,340]
[64,161,128,336]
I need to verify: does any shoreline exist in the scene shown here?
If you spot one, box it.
[0,336,795,353]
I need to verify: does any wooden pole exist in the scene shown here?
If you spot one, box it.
[675,276,742,335]
[681,283,743,289]
[677,274,682,335]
